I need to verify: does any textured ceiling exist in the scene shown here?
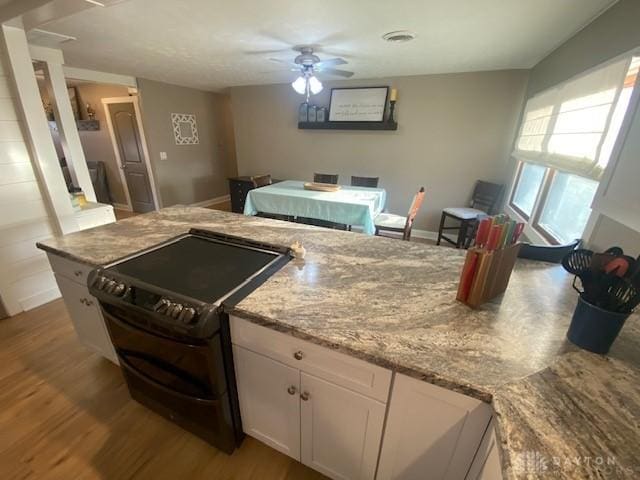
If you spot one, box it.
[29,0,617,91]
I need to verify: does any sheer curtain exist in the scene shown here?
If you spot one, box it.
[513,57,631,180]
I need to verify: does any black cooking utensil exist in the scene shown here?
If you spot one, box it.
[608,277,640,313]
[562,249,593,276]
[604,246,624,256]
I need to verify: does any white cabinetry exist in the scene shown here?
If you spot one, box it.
[232,345,300,459]
[377,374,493,480]
[231,316,390,480]
[47,252,117,364]
[465,420,503,480]
[300,372,386,480]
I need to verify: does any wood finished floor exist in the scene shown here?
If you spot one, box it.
[0,299,326,480]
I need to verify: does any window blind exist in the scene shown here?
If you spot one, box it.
[513,58,631,180]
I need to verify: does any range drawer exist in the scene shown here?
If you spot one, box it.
[230,315,392,403]
[47,252,94,286]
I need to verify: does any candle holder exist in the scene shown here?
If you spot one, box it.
[387,100,397,124]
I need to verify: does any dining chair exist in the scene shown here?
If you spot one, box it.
[351,176,379,188]
[374,187,426,241]
[518,239,582,263]
[437,180,504,248]
[314,173,339,184]
[250,174,272,188]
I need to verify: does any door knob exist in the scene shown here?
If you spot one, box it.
[287,385,297,395]
[293,350,304,360]
[300,391,310,401]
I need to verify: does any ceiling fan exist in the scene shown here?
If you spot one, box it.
[269,46,354,98]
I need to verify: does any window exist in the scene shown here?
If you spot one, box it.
[511,163,546,218]
[536,172,599,244]
[509,56,639,244]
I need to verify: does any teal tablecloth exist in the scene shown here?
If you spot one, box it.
[244,180,387,235]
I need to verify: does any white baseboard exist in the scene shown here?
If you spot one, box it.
[20,286,61,312]
[191,194,231,208]
[112,202,132,212]
[410,229,439,241]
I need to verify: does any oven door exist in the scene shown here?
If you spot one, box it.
[101,303,227,400]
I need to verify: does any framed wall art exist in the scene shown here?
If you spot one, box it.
[171,113,199,145]
[328,87,389,122]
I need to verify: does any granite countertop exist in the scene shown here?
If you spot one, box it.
[37,206,640,478]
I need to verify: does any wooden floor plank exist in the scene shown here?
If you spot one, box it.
[0,299,326,480]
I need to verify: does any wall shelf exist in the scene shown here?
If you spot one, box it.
[298,121,398,131]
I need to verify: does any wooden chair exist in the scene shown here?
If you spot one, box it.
[314,173,339,184]
[375,187,425,241]
[437,181,504,248]
[250,174,272,188]
[518,239,582,263]
[351,176,379,188]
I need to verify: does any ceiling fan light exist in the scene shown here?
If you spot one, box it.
[291,76,307,95]
[309,76,323,94]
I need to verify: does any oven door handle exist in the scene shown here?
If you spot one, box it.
[102,306,205,348]
[119,356,216,405]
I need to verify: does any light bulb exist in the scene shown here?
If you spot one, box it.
[309,76,323,94]
[291,76,307,95]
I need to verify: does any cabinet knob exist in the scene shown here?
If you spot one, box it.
[293,350,304,361]
[300,391,310,401]
[287,385,297,395]
[74,270,83,277]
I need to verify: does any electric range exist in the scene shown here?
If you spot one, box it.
[88,228,291,453]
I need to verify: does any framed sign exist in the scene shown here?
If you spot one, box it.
[171,113,199,145]
[329,87,388,122]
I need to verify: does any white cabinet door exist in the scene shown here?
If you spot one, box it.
[54,273,117,364]
[377,374,492,480]
[300,372,386,480]
[465,420,503,480]
[233,345,301,460]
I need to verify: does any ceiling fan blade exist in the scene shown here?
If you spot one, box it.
[268,58,298,67]
[320,68,354,78]
[315,58,347,68]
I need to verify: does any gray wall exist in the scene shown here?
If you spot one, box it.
[524,0,640,251]
[231,70,528,232]
[137,78,233,207]
[527,0,640,96]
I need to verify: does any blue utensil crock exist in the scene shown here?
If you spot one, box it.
[567,295,630,354]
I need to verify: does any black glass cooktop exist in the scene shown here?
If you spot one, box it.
[109,235,281,304]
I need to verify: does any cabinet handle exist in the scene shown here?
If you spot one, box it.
[287,385,297,395]
[74,270,83,277]
[300,391,310,401]
[293,350,304,361]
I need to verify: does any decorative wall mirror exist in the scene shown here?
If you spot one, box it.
[171,113,199,145]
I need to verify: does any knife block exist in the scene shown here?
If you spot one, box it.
[457,243,522,308]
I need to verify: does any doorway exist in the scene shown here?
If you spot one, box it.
[103,97,159,213]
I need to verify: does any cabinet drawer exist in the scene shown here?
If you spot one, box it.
[47,252,94,286]
[230,315,391,403]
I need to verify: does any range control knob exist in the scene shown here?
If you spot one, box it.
[112,283,127,296]
[179,307,197,325]
[153,298,171,314]
[95,276,108,290]
[169,303,184,319]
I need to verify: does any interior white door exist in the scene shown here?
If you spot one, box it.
[300,372,386,480]
[377,374,492,480]
[232,345,301,460]
[55,273,117,363]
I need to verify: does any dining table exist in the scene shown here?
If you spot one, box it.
[243,180,387,236]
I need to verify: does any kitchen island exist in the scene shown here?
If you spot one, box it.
[37,206,640,479]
